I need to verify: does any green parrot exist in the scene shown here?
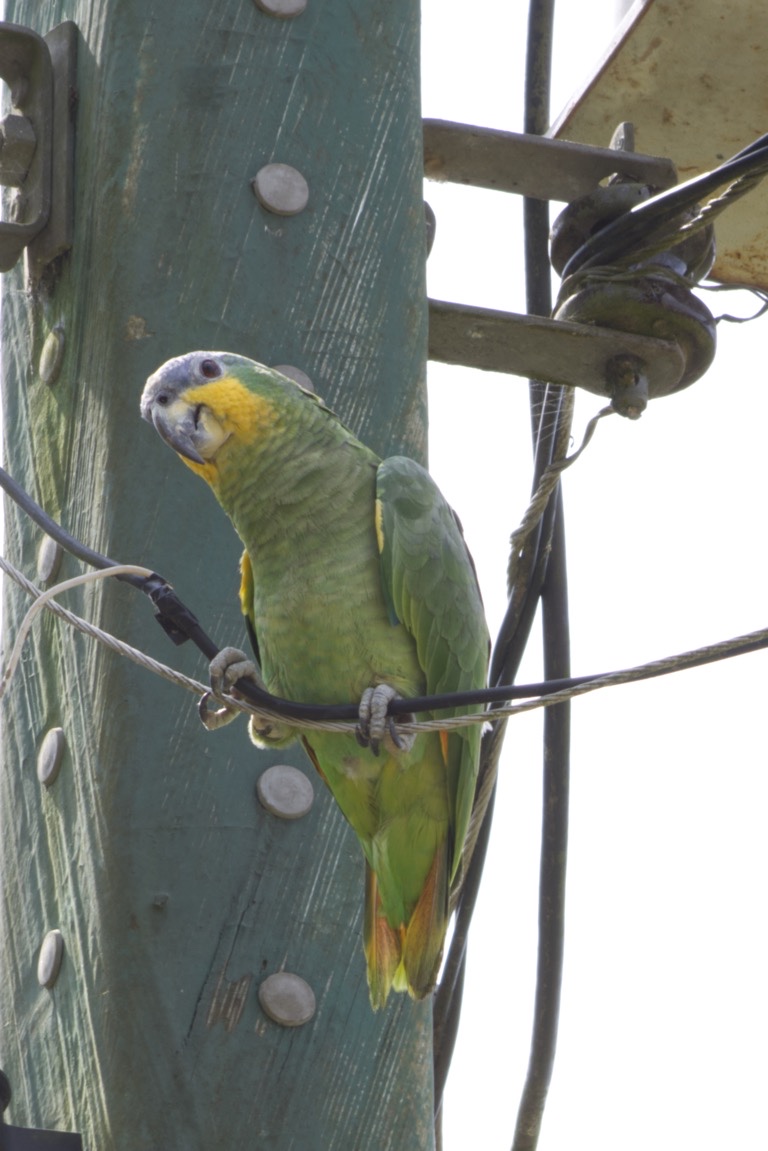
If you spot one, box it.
[140,352,489,1008]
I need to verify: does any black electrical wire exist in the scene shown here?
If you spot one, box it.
[3,462,767,713]
[562,131,768,279]
[433,0,566,1139]
[512,493,569,1151]
[0,464,149,588]
[511,0,572,1143]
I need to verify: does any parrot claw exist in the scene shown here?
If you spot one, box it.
[204,647,292,745]
[199,691,240,730]
[209,646,263,698]
[357,685,416,755]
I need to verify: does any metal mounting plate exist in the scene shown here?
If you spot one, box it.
[0,20,76,278]
[0,22,52,270]
[27,22,77,279]
[424,119,676,203]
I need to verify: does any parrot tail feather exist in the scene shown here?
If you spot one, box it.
[400,846,449,1001]
[363,849,450,1008]
[364,863,403,1010]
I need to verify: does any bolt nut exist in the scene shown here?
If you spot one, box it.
[258,972,316,1026]
[252,164,309,216]
[37,727,66,787]
[37,929,64,989]
[39,325,65,385]
[37,535,63,584]
[0,113,36,186]
[256,764,314,819]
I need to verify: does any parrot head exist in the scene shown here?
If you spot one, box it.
[140,351,322,479]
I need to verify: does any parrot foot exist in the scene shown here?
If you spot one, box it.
[209,646,262,698]
[198,692,240,731]
[200,647,290,744]
[356,684,416,756]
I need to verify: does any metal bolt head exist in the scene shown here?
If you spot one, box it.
[37,929,64,988]
[252,164,309,216]
[0,113,36,185]
[39,325,65,385]
[254,0,307,16]
[37,727,66,787]
[37,534,63,584]
[257,764,314,819]
[258,972,316,1026]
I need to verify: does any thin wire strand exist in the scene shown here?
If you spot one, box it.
[508,404,612,592]
[0,565,153,701]
[2,554,766,735]
[0,557,205,694]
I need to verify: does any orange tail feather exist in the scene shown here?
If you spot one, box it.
[364,863,403,1010]
[400,846,449,1000]
[363,848,450,1008]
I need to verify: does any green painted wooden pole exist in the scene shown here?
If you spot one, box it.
[0,2,431,1147]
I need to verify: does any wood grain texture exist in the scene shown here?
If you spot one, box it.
[0,2,430,1146]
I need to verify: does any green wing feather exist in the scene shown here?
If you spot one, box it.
[238,550,261,667]
[375,456,490,882]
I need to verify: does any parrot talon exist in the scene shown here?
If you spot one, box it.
[357,685,415,755]
[355,725,380,754]
[209,645,263,699]
[387,716,415,752]
[198,691,239,731]
[203,646,288,741]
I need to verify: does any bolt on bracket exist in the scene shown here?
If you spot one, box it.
[0,20,77,280]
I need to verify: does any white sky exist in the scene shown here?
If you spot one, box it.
[422,3,768,1149]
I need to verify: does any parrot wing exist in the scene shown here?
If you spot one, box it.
[375,456,490,883]
[238,549,261,668]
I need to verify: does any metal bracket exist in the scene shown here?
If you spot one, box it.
[428,299,685,404]
[424,119,677,203]
[0,21,77,280]
[423,119,705,413]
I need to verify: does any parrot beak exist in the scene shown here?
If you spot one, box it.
[141,363,207,463]
[147,399,207,464]
[142,355,233,465]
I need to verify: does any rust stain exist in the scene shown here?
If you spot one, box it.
[423,148,446,181]
[207,967,253,1033]
[634,34,663,66]
[125,315,153,340]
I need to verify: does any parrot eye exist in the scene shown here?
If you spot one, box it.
[155,392,169,406]
[199,358,222,380]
